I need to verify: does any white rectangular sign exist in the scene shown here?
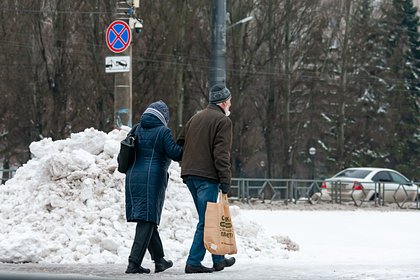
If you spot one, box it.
[105,56,131,73]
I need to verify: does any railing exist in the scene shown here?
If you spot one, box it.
[230,178,323,204]
[1,169,17,184]
[2,171,419,209]
[230,178,420,209]
[323,180,420,209]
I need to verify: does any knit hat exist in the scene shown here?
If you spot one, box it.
[209,84,231,104]
[143,100,169,126]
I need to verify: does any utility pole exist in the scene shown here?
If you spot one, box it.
[113,47,132,128]
[108,0,143,128]
[209,0,227,89]
[209,1,253,89]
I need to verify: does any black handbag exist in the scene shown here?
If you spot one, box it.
[117,124,139,173]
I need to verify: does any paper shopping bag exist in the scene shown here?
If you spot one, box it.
[204,192,237,255]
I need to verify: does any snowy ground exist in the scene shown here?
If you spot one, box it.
[1,128,419,279]
[1,208,420,279]
[244,209,420,279]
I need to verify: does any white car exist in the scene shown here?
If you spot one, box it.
[320,167,419,204]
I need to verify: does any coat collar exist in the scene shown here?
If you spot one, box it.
[207,103,226,115]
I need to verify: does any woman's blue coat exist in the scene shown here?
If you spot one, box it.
[125,114,182,224]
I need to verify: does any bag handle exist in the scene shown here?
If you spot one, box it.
[126,123,140,144]
[128,123,140,136]
[218,191,228,204]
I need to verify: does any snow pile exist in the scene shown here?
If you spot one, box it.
[0,127,292,264]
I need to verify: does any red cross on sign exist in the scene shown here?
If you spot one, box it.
[106,20,131,53]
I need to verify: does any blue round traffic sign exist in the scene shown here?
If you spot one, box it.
[106,20,131,53]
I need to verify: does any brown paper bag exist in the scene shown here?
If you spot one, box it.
[204,192,237,255]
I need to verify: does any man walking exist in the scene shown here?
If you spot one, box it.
[178,84,236,274]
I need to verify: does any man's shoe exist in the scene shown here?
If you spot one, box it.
[155,258,173,273]
[213,257,236,272]
[185,264,214,274]
[125,263,151,274]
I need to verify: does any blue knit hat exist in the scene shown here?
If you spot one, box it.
[143,100,169,126]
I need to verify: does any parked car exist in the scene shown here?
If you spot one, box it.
[320,167,419,203]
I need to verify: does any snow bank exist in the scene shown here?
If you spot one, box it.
[0,127,292,264]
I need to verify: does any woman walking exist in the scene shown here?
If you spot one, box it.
[124,100,182,274]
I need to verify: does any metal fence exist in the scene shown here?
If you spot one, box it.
[2,170,419,209]
[230,178,326,204]
[0,169,17,184]
[230,178,420,209]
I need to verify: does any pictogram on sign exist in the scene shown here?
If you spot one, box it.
[105,56,130,73]
[106,20,131,53]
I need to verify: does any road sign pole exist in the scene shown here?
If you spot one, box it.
[113,45,132,128]
[107,1,142,128]
[105,9,134,128]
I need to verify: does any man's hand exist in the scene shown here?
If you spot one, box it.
[220,183,230,194]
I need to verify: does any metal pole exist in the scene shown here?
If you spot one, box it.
[209,0,227,88]
[312,156,315,180]
[309,147,316,180]
[113,1,134,128]
[113,45,132,128]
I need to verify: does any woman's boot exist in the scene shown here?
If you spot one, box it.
[155,258,173,273]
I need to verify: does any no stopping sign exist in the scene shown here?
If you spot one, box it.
[106,20,131,53]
